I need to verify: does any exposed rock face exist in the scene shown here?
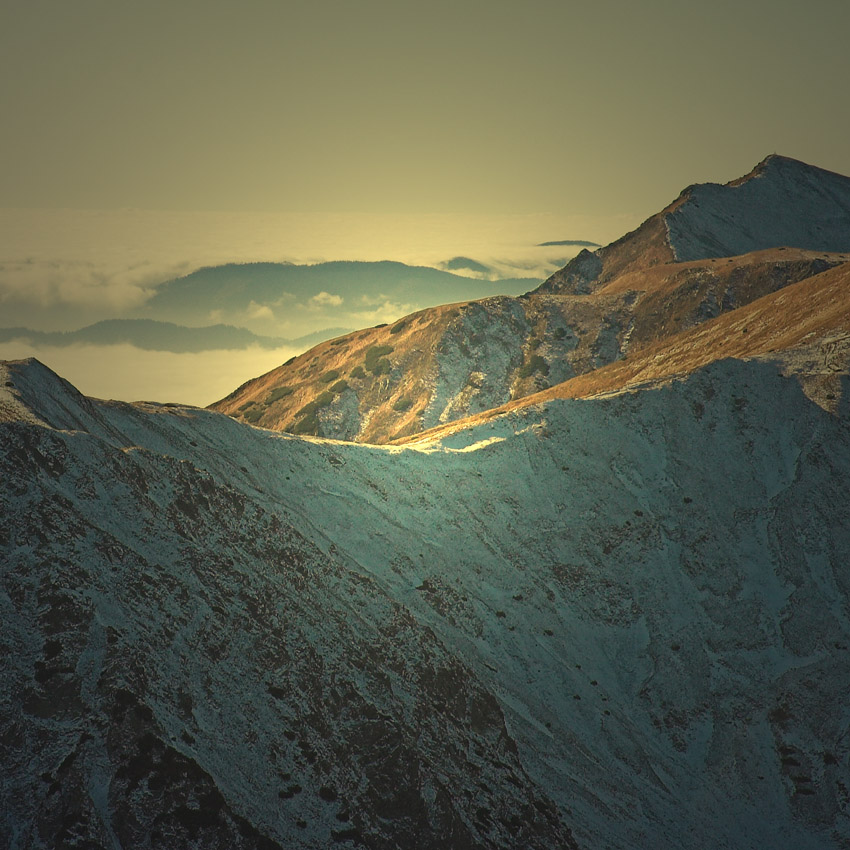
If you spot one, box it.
[3,356,850,849]
[211,155,850,444]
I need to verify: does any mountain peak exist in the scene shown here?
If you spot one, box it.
[750,151,800,171]
[538,155,850,296]
[667,154,850,261]
[714,153,846,192]
[0,357,106,432]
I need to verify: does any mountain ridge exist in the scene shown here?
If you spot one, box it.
[394,260,850,445]
[210,154,850,444]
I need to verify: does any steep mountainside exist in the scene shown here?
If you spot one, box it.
[212,248,848,442]
[211,155,850,444]
[3,356,850,849]
[542,154,850,293]
[398,261,850,446]
[211,292,640,443]
[667,155,850,261]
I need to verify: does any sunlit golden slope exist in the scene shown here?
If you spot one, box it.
[210,249,846,443]
[210,155,850,444]
[395,260,850,445]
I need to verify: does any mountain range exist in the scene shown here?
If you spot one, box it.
[0,320,348,355]
[3,154,850,849]
[137,260,540,333]
[211,155,850,443]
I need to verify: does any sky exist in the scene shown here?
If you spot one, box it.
[3,0,849,215]
[1,0,848,403]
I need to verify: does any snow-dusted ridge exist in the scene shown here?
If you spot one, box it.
[665,155,850,261]
[3,356,850,849]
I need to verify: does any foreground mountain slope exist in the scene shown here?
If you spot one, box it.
[0,360,574,850]
[3,356,850,849]
[211,155,850,444]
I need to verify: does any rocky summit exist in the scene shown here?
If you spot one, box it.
[3,154,850,849]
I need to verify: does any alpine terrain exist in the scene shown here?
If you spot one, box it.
[211,155,850,443]
[2,154,850,850]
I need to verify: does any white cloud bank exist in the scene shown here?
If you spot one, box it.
[308,291,344,308]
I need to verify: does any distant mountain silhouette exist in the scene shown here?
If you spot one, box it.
[139,261,538,326]
[0,319,349,353]
[536,239,601,247]
[444,256,491,274]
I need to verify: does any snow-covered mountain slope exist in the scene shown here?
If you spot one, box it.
[3,356,850,849]
[0,359,575,850]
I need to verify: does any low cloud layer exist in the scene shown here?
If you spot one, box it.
[0,206,629,317]
[309,291,344,308]
[0,207,634,404]
[0,258,172,312]
[349,297,417,327]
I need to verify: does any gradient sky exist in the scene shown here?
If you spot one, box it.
[3,0,849,219]
[2,0,849,406]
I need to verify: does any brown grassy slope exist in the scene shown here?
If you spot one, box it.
[602,249,848,348]
[536,157,753,295]
[211,303,464,438]
[539,213,676,295]
[395,261,850,445]
[210,250,847,443]
[210,291,645,442]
